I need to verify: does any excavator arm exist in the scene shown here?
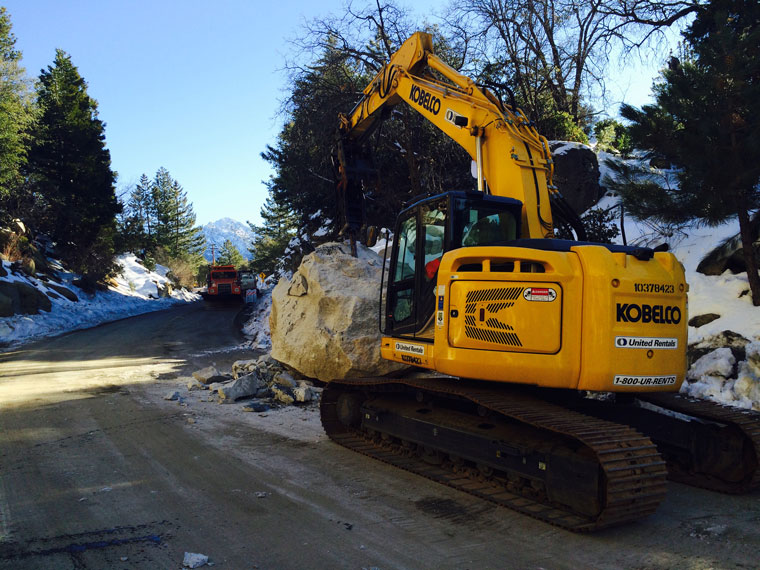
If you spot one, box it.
[336,31,580,240]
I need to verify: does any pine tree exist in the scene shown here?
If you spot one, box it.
[117,174,156,254]
[0,7,34,219]
[167,178,205,259]
[131,173,156,247]
[617,0,760,304]
[150,167,205,260]
[217,239,245,267]
[152,166,175,251]
[247,196,297,274]
[27,49,120,280]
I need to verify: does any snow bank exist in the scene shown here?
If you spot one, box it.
[242,287,272,350]
[0,253,199,348]
[682,345,760,410]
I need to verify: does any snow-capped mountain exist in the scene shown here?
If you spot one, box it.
[202,218,255,262]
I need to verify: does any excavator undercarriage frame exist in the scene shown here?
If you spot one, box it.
[322,377,669,531]
[321,377,760,531]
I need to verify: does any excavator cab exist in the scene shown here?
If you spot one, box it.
[384,191,522,340]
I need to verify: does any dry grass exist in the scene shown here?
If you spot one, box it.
[1,232,26,262]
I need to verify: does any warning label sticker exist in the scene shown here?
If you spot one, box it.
[523,287,557,302]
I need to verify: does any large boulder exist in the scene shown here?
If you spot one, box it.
[550,141,603,215]
[47,283,79,302]
[696,225,760,276]
[0,281,51,315]
[0,291,12,317]
[270,242,405,381]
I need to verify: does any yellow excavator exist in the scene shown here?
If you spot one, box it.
[320,32,760,531]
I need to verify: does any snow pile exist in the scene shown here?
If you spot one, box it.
[242,286,272,350]
[551,141,588,156]
[684,344,760,410]
[0,253,199,347]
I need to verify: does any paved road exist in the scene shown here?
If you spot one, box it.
[1,302,759,569]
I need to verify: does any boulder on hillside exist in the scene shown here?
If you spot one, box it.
[550,141,603,215]
[270,242,406,382]
[0,291,12,317]
[47,283,79,302]
[0,281,52,315]
[696,226,760,276]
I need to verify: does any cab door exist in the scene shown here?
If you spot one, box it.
[386,208,418,336]
[385,198,447,340]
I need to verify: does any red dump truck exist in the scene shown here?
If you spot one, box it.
[205,265,242,299]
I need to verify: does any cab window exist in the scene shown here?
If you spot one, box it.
[454,198,518,247]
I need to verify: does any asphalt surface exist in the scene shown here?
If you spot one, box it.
[1,301,760,569]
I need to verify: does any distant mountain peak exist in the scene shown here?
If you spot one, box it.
[202,218,255,261]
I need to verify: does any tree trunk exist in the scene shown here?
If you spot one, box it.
[737,208,760,306]
[400,108,421,196]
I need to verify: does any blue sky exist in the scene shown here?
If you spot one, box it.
[3,1,666,227]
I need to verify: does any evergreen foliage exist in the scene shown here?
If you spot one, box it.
[263,29,474,239]
[247,196,298,275]
[555,206,620,243]
[217,239,245,267]
[541,110,589,144]
[152,167,205,260]
[593,119,633,155]
[616,0,760,303]
[26,49,120,281]
[119,167,206,262]
[0,7,34,220]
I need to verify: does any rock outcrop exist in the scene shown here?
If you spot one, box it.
[269,242,405,382]
[0,281,52,315]
[696,225,760,276]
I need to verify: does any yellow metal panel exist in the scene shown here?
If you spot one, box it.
[447,281,561,353]
[572,246,688,392]
[431,245,583,389]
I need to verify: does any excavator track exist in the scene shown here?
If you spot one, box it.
[638,393,760,494]
[321,377,667,532]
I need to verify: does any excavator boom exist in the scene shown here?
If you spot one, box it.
[337,31,563,240]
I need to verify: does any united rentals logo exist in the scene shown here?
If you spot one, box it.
[615,336,678,349]
[409,85,441,115]
[616,303,681,324]
[395,341,425,355]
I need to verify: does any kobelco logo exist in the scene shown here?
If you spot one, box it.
[409,85,441,115]
[616,303,682,324]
